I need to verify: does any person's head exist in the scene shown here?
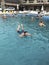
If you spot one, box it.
[24,31,27,36]
[40,21,43,23]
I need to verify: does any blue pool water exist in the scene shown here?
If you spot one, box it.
[0,15,49,65]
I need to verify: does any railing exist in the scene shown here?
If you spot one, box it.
[29,1,34,3]
[22,1,27,3]
[5,3,17,6]
[5,1,17,3]
[21,0,49,4]
[4,0,49,5]
[21,0,35,3]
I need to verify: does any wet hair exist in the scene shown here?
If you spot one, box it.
[40,21,43,23]
[41,21,42,23]
[24,31,27,33]
[24,31,27,36]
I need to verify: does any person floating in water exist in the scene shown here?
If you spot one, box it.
[17,24,32,37]
[39,21,46,27]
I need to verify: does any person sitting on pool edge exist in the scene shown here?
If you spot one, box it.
[17,24,32,37]
[39,20,46,27]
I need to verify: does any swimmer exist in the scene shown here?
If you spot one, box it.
[17,24,32,37]
[2,14,7,19]
[39,21,46,27]
[19,31,32,37]
[31,17,35,21]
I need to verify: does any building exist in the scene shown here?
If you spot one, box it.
[20,0,49,11]
[0,0,49,11]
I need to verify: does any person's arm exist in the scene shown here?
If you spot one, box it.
[43,23,46,26]
[26,33,32,36]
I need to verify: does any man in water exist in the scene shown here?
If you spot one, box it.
[17,24,32,37]
[39,21,46,27]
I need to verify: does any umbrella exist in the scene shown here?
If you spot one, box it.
[41,5,44,11]
[17,4,19,10]
[0,8,2,10]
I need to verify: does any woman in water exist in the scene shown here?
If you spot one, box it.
[17,24,32,37]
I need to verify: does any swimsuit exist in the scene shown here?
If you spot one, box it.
[17,30,27,34]
[17,30,24,34]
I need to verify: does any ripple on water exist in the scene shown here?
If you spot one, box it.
[0,15,49,65]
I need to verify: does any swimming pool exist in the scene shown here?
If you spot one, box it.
[0,14,49,65]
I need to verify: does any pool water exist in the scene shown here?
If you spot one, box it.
[0,15,49,65]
